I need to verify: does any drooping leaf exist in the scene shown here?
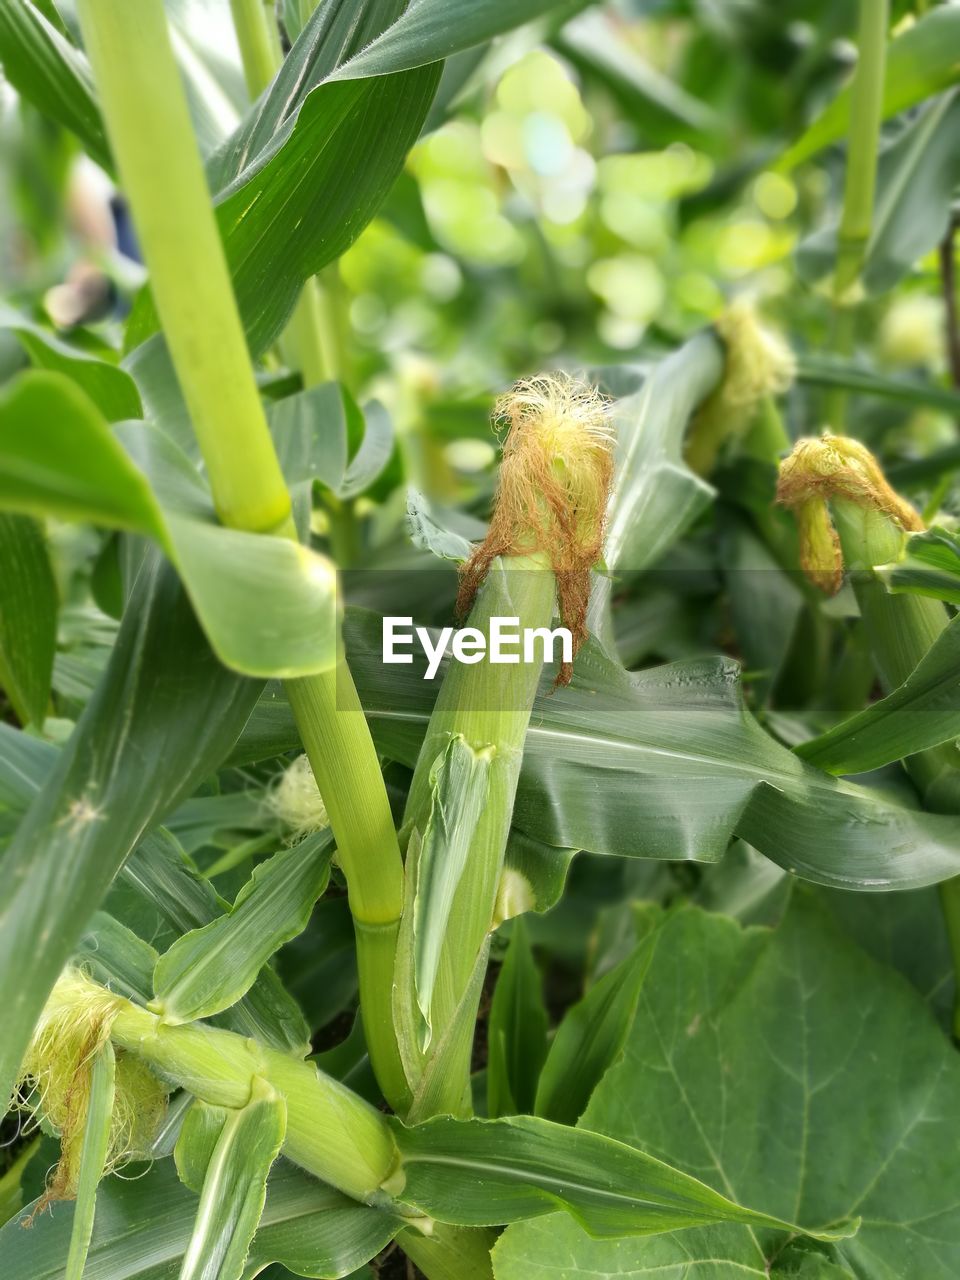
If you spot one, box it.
[797,610,960,774]
[388,1113,856,1240]
[234,609,960,891]
[0,1157,401,1280]
[65,1040,116,1280]
[0,303,143,422]
[0,0,109,168]
[0,372,165,535]
[179,1080,286,1280]
[0,553,262,1112]
[780,6,960,170]
[0,513,57,725]
[535,926,657,1127]
[0,372,339,679]
[152,832,334,1025]
[486,917,548,1119]
[495,897,960,1278]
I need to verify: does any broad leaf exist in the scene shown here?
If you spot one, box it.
[388,1113,855,1240]
[0,513,57,726]
[0,553,262,1112]
[495,897,960,1278]
[780,6,960,170]
[152,833,334,1025]
[798,611,960,774]
[0,1157,401,1279]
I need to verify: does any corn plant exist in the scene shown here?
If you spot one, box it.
[1,1,960,1278]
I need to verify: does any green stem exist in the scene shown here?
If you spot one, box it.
[78,0,406,1108]
[939,879,960,1041]
[77,0,290,535]
[228,0,282,100]
[827,0,889,428]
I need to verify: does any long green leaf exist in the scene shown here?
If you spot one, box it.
[180,1079,286,1280]
[487,917,548,1119]
[232,609,960,890]
[0,1157,401,1279]
[780,6,960,170]
[535,928,657,1126]
[153,833,333,1025]
[886,526,960,607]
[0,0,109,168]
[796,352,960,416]
[0,513,57,726]
[798,611,960,774]
[387,1114,856,1240]
[0,553,262,1112]
[65,1039,116,1280]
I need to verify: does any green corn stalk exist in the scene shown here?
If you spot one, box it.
[76,0,408,1110]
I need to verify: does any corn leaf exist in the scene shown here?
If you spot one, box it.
[0,513,57,726]
[0,372,338,679]
[76,911,159,1002]
[495,897,960,1278]
[779,6,960,170]
[388,1113,856,1240]
[0,0,109,168]
[0,1157,401,1279]
[798,611,960,775]
[535,926,657,1126]
[153,832,334,1025]
[486,917,548,1119]
[603,330,723,576]
[886,526,960,607]
[0,303,142,422]
[796,352,960,416]
[0,553,263,1112]
[179,1079,286,1280]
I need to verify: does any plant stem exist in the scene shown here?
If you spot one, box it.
[77,0,290,535]
[229,0,282,101]
[940,213,960,398]
[77,0,406,1108]
[827,0,889,428]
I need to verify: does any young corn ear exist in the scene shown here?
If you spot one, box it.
[684,300,795,475]
[396,376,614,1116]
[265,753,330,841]
[777,432,925,595]
[457,375,613,686]
[15,969,169,1205]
